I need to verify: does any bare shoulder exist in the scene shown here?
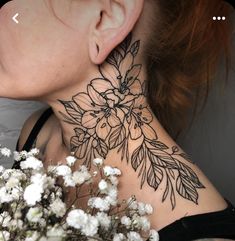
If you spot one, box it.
[17,107,53,151]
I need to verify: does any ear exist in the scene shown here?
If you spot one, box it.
[88,0,144,65]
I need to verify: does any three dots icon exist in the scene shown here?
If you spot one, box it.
[213,16,226,20]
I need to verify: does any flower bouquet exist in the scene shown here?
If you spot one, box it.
[0,145,159,241]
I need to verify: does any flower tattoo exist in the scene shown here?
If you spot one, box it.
[59,33,205,210]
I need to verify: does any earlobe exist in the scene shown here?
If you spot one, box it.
[88,0,144,65]
[89,29,119,64]
[89,37,100,65]
[88,34,108,65]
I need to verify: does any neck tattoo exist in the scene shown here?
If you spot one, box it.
[58,33,205,210]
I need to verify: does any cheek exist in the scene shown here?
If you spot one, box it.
[0,37,89,99]
[0,0,89,99]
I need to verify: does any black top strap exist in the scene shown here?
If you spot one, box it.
[16,107,53,152]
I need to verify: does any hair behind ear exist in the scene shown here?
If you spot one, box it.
[145,0,233,138]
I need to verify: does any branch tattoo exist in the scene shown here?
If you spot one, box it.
[59,34,205,210]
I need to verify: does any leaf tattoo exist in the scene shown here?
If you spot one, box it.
[59,33,205,210]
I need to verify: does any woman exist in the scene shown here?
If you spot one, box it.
[0,0,235,240]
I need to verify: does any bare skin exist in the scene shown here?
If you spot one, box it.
[16,34,228,231]
[1,0,230,234]
[18,103,228,231]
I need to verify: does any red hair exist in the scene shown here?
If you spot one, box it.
[145,0,234,137]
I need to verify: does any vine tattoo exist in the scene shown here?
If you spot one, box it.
[59,34,205,210]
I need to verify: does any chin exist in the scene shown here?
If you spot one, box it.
[0,83,40,100]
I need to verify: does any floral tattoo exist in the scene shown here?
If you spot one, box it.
[59,34,205,210]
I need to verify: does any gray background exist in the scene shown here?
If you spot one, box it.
[177,14,235,203]
[0,14,234,203]
[178,63,235,203]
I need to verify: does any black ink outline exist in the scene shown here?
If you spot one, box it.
[59,33,205,210]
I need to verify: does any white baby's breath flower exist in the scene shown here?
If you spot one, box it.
[104,187,118,206]
[79,165,92,179]
[127,231,144,241]
[107,186,118,199]
[103,166,121,177]
[25,231,40,241]
[50,198,66,218]
[138,216,151,231]
[0,147,11,157]
[10,186,22,201]
[80,215,99,236]
[29,148,40,156]
[20,156,43,170]
[113,233,126,241]
[0,211,11,227]
[10,219,23,229]
[0,145,156,241]
[98,179,108,191]
[104,195,118,206]
[2,172,24,203]
[88,197,110,212]
[0,187,14,203]
[20,150,28,159]
[13,151,22,161]
[103,166,115,176]
[1,169,14,180]
[26,207,43,223]
[11,169,27,181]
[72,170,92,185]
[24,184,43,206]
[95,212,111,230]
[63,174,76,187]
[47,225,66,239]
[79,165,88,172]
[55,165,72,177]
[31,173,47,189]
[66,209,89,229]
[148,229,160,241]
[121,215,132,227]
[113,167,121,176]
[66,209,99,236]
[38,218,47,228]
[0,165,5,173]
[109,175,119,185]
[145,203,154,215]
[66,156,77,166]
[6,176,20,189]
[127,197,138,210]
[72,171,86,185]
[13,209,22,219]
[0,231,10,241]
[46,176,55,189]
[93,158,103,166]
[138,202,146,216]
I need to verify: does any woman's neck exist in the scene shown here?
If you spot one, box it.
[49,34,152,166]
[46,34,205,211]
